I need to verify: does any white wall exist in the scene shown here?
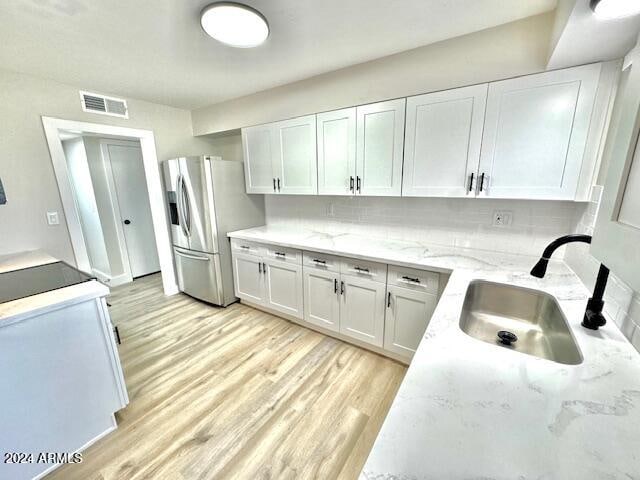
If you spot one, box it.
[61,138,111,275]
[0,68,217,265]
[192,12,554,134]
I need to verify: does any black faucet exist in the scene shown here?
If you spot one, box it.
[530,234,610,330]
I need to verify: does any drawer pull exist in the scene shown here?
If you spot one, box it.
[275,252,286,257]
[354,266,370,273]
[240,245,250,250]
[402,276,421,283]
[312,259,326,264]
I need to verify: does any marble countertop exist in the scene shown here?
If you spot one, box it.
[228,226,640,479]
[0,250,109,326]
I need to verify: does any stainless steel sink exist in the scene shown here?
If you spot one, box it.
[459,280,583,365]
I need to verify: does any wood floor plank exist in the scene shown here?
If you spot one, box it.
[47,274,406,480]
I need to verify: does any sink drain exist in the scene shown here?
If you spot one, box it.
[497,330,518,346]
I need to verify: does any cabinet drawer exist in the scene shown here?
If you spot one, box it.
[231,239,264,256]
[388,265,439,294]
[340,258,387,283]
[265,245,302,264]
[303,251,340,272]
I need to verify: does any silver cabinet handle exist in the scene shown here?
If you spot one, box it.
[175,249,209,261]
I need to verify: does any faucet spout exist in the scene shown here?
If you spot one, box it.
[530,234,609,331]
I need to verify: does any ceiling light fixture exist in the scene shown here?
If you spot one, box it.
[200,2,269,48]
[590,0,640,20]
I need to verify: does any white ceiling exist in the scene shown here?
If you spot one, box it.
[0,0,557,110]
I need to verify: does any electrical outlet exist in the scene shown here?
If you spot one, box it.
[46,211,60,225]
[493,210,513,227]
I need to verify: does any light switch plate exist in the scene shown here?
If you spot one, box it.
[46,211,60,225]
[493,210,513,227]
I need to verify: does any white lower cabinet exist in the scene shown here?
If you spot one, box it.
[384,285,438,358]
[233,252,265,304]
[340,274,386,347]
[303,267,340,332]
[232,247,303,320]
[232,242,441,362]
[264,259,303,319]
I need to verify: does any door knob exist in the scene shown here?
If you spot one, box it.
[124,219,131,225]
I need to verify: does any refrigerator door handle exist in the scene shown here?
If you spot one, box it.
[180,175,191,236]
[176,174,188,238]
[174,249,210,261]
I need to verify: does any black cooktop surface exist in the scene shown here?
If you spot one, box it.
[0,261,95,304]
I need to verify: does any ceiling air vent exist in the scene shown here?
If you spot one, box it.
[79,91,128,118]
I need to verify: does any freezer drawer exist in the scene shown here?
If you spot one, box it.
[174,247,224,305]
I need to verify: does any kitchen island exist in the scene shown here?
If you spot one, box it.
[227,226,640,479]
[0,251,128,480]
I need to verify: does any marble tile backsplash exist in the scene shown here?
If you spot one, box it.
[565,186,640,352]
[264,196,579,257]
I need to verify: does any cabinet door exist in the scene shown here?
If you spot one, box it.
[478,64,601,199]
[264,259,303,319]
[384,285,437,358]
[403,84,487,197]
[317,108,357,195]
[273,115,318,194]
[356,99,406,196]
[592,54,640,292]
[242,124,277,194]
[303,267,340,332]
[339,274,386,347]
[233,252,264,304]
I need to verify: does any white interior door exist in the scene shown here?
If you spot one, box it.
[102,139,160,278]
[273,115,318,194]
[384,285,437,358]
[403,84,488,197]
[242,124,277,194]
[264,259,303,318]
[317,108,357,195]
[303,267,340,332]
[356,99,405,196]
[478,63,601,199]
[339,274,386,347]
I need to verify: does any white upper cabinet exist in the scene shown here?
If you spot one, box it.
[273,115,318,195]
[478,63,601,199]
[317,108,357,195]
[242,115,317,194]
[592,54,640,293]
[403,84,488,197]
[242,124,277,194]
[356,99,406,196]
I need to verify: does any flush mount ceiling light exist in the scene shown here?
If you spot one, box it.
[200,2,269,48]
[590,0,640,20]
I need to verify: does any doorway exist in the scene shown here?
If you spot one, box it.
[42,117,177,295]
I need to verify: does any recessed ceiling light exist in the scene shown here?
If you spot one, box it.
[590,0,640,20]
[200,2,269,48]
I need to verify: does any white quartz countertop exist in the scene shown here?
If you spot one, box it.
[0,250,109,325]
[228,226,640,479]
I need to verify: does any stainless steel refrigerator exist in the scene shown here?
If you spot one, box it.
[163,156,265,306]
